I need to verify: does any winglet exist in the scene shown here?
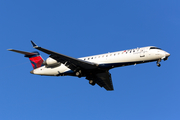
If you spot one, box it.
[31,41,38,48]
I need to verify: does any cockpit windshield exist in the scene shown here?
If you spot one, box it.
[150,47,162,50]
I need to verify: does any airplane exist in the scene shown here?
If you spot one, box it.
[8,41,170,91]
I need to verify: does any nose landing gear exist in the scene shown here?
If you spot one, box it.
[156,59,161,67]
[157,63,161,67]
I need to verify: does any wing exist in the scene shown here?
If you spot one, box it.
[86,71,114,91]
[96,72,114,90]
[30,41,98,71]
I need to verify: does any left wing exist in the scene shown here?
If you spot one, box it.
[31,41,98,72]
[31,41,114,91]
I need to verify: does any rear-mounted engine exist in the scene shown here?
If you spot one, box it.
[43,57,61,67]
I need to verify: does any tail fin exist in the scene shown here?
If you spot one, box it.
[8,49,44,69]
[25,51,44,69]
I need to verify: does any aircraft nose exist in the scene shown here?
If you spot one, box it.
[165,52,170,57]
[30,70,34,74]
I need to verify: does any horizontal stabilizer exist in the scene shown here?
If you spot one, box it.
[8,49,44,69]
[8,49,37,56]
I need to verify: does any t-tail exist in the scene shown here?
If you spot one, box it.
[8,49,44,69]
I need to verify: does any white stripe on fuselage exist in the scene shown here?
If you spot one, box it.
[32,46,170,76]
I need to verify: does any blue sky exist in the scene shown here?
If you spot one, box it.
[1,0,180,120]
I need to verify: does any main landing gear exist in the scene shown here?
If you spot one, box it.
[86,76,96,86]
[75,70,82,78]
[156,59,161,67]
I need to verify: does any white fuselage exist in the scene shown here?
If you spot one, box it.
[32,46,170,76]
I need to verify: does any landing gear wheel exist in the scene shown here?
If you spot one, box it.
[157,63,161,67]
[75,70,82,78]
[76,72,80,76]
[89,80,95,86]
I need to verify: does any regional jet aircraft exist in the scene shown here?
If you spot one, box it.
[8,41,170,91]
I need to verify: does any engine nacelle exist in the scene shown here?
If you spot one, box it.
[43,57,61,67]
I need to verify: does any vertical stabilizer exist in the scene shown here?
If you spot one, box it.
[25,51,44,69]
